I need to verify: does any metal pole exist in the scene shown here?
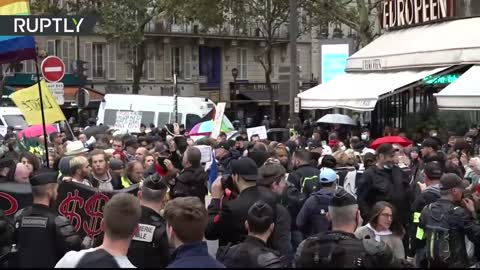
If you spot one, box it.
[76,0,82,127]
[289,0,298,123]
[34,59,49,167]
[173,73,178,123]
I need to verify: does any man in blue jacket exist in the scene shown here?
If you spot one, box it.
[296,168,337,238]
[164,197,224,268]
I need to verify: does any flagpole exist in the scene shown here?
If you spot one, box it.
[34,58,49,167]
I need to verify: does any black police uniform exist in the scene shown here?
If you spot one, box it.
[295,189,409,268]
[219,235,286,268]
[0,209,15,267]
[127,206,170,268]
[127,174,171,268]
[14,172,82,268]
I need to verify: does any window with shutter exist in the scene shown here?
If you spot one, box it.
[92,43,105,79]
[46,40,56,56]
[164,44,172,80]
[171,47,184,79]
[62,40,70,73]
[184,45,191,80]
[23,60,34,73]
[126,47,134,80]
[271,49,275,78]
[84,42,93,79]
[237,48,247,80]
[107,44,116,80]
[147,44,155,80]
[69,40,75,73]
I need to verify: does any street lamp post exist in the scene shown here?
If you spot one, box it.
[231,67,238,124]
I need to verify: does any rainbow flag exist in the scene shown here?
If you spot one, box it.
[0,0,36,65]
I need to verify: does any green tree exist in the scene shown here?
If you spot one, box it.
[176,0,308,120]
[309,0,382,48]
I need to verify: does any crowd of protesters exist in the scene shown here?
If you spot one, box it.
[2,120,480,268]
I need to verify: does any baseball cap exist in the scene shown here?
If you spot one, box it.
[230,157,261,181]
[424,161,443,179]
[440,173,469,190]
[330,189,357,207]
[421,138,440,151]
[319,168,337,184]
[376,143,398,156]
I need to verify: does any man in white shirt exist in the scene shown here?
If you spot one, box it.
[55,193,142,268]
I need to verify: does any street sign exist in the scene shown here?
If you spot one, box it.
[41,56,65,83]
[294,97,300,113]
[75,88,90,109]
[46,82,65,105]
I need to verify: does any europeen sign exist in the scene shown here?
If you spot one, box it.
[382,0,453,30]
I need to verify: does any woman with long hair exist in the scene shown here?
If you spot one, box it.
[355,201,405,260]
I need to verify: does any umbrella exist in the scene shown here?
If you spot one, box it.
[317,114,355,125]
[17,124,57,139]
[370,136,413,150]
[189,118,234,137]
[83,125,110,138]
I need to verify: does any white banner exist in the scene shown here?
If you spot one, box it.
[113,111,142,130]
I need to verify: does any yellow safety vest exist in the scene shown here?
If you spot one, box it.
[121,176,132,188]
[413,212,424,240]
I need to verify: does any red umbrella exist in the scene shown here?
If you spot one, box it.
[17,124,58,139]
[370,136,412,150]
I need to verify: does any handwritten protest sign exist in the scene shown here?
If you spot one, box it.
[194,145,212,163]
[247,126,268,141]
[113,111,142,130]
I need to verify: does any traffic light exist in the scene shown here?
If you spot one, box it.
[73,60,88,86]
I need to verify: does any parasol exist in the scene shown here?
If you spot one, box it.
[370,136,413,150]
[317,114,355,125]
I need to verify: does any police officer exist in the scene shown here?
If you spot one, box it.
[0,209,15,267]
[128,173,171,268]
[218,200,286,268]
[295,189,410,268]
[14,171,83,268]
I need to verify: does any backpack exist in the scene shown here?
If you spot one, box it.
[424,204,456,267]
[295,233,365,268]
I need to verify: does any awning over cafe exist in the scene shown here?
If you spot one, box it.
[299,67,447,111]
[435,65,480,110]
[347,17,480,71]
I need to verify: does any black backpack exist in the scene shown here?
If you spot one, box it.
[424,204,456,267]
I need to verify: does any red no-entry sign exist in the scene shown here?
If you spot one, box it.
[41,56,65,83]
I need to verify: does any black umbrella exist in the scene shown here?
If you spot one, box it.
[83,125,110,138]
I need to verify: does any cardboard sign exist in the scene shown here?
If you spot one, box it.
[194,145,212,163]
[247,126,268,141]
[0,126,7,137]
[113,111,142,130]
